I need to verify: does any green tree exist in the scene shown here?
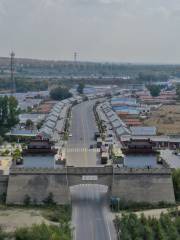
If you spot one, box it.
[0,136,3,145]
[0,227,9,240]
[15,222,71,240]
[23,194,31,206]
[176,85,180,100]
[43,192,56,205]
[77,82,85,94]
[172,169,180,201]
[25,119,34,129]
[50,86,72,101]
[0,96,19,135]
[143,225,154,240]
[36,120,43,130]
[8,96,19,126]
[147,85,161,97]
[1,96,8,124]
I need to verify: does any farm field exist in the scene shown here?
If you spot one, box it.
[144,104,180,135]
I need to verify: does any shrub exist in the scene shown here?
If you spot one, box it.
[43,193,56,206]
[50,86,72,101]
[0,193,6,204]
[14,223,71,240]
[23,194,31,206]
[172,169,180,202]
[42,205,71,223]
[114,212,180,240]
[110,199,174,212]
[1,150,10,156]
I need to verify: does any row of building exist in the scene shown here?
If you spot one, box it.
[7,95,83,140]
[40,96,83,139]
[97,102,131,139]
[0,91,49,111]
[96,100,180,150]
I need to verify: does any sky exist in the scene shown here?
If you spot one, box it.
[0,0,180,63]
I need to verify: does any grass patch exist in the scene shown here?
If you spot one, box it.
[41,205,71,223]
[110,200,175,212]
[0,205,72,239]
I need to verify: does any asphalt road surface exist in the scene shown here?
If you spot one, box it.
[66,100,99,166]
[160,149,180,168]
[66,100,117,240]
[71,184,117,240]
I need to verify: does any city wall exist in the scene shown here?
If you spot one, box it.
[0,176,8,196]
[112,168,175,203]
[5,167,176,204]
[6,169,70,204]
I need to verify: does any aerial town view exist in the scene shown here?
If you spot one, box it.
[0,0,180,239]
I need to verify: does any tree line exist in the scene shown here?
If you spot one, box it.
[172,169,180,202]
[0,96,19,135]
[0,78,48,93]
[115,212,180,240]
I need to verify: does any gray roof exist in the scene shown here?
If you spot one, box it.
[53,106,61,112]
[61,99,70,104]
[40,126,53,137]
[111,119,121,129]
[51,111,59,118]
[57,102,64,107]
[39,98,72,139]
[45,120,56,129]
[6,129,37,137]
[116,127,131,136]
[98,111,108,122]
[130,127,157,136]
[47,115,58,123]
[121,135,180,143]
[107,112,118,122]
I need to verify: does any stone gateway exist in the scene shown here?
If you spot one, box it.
[6,166,175,204]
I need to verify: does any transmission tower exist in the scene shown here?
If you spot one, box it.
[74,52,77,62]
[10,51,16,95]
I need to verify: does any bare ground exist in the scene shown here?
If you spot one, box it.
[0,207,56,232]
[115,207,180,219]
[144,104,180,135]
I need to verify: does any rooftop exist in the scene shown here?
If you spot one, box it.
[130,126,157,136]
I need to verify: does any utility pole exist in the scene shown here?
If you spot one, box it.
[74,52,78,76]
[10,51,16,95]
[74,52,77,62]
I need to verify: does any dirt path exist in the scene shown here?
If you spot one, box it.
[115,206,180,219]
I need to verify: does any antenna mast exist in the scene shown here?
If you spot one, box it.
[10,51,16,95]
[74,52,77,62]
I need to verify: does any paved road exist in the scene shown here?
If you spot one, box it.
[66,100,117,240]
[66,100,99,166]
[71,185,117,240]
[160,149,180,168]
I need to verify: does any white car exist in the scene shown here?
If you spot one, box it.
[69,134,72,137]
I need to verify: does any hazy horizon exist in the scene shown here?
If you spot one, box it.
[0,0,180,64]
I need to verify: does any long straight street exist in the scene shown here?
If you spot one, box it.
[66,100,99,166]
[65,100,117,240]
